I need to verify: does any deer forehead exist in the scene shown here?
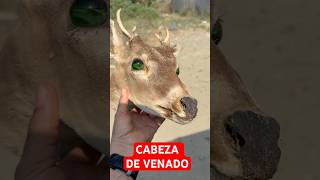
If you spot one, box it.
[130,38,174,57]
[129,47,176,66]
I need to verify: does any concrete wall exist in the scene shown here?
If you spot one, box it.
[171,0,210,15]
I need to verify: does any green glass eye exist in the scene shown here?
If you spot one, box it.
[132,59,144,71]
[70,0,108,27]
[212,18,223,45]
[176,67,180,75]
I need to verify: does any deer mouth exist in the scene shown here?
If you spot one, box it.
[157,105,194,125]
[129,100,196,125]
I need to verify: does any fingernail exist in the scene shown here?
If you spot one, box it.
[122,88,128,96]
[121,88,125,96]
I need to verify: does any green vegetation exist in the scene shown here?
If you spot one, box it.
[110,0,210,34]
[110,0,159,20]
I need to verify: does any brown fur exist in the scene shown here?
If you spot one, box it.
[211,43,259,176]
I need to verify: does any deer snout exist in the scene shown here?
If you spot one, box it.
[225,111,281,179]
[180,97,198,119]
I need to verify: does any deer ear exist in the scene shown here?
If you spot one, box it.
[173,43,182,57]
[110,19,128,62]
[110,9,135,63]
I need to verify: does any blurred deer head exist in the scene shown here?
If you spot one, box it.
[211,9,281,179]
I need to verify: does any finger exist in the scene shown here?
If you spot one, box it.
[144,114,166,129]
[154,117,166,126]
[129,102,142,113]
[59,163,106,180]
[31,84,60,134]
[132,113,162,130]
[19,84,60,168]
[143,113,165,126]
[116,88,129,115]
[63,144,102,165]
[130,108,139,113]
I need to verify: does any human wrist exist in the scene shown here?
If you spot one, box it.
[110,139,133,156]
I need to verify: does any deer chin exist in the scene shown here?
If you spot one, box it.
[157,105,194,125]
[132,103,193,125]
[134,104,163,118]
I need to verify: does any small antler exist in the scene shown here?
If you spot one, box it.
[155,27,170,45]
[116,9,133,39]
[163,28,170,43]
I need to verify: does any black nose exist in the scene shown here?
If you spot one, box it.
[180,97,198,119]
[225,111,281,179]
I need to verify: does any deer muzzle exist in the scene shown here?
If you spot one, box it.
[180,96,198,120]
[225,111,281,179]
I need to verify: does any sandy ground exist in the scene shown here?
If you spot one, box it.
[110,28,211,180]
[216,0,320,179]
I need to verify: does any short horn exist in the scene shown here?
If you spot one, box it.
[155,27,170,45]
[116,9,132,39]
[163,28,170,44]
[155,33,162,42]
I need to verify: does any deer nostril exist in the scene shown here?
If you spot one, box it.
[225,123,246,147]
[180,97,198,118]
[180,100,187,110]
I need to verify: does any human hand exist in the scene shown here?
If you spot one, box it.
[110,89,165,156]
[15,84,106,180]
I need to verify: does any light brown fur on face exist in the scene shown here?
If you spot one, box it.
[211,43,258,177]
[110,10,198,124]
[211,2,280,179]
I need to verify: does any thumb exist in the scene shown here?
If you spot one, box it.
[116,88,129,116]
[31,84,60,134]
[19,84,60,168]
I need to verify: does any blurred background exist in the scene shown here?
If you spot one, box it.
[0,1,18,48]
[215,0,320,179]
[0,2,22,179]
[3,0,320,179]
[109,0,210,43]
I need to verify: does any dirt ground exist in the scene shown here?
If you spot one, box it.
[216,0,320,179]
